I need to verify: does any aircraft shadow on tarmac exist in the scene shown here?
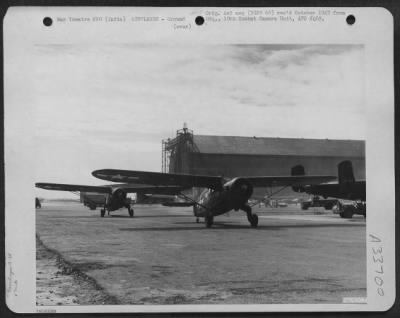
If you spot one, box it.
[102,214,188,218]
[118,221,365,232]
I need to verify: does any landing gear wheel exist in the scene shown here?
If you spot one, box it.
[128,208,134,218]
[196,217,199,223]
[100,209,105,217]
[242,205,258,228]
[205,215,214,228]
[339,208,353,219]
[248,213,259,227]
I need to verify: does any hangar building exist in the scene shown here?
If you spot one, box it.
[162,126,365,182]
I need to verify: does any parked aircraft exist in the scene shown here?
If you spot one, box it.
[80,192,107,210]
[291,160,366,218]
[35,182,183,217]
[91,169,335,227]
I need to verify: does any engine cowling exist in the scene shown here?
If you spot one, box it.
[223,178,253,200]
[111,188,127,203]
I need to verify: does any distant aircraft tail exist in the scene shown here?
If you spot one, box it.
[291,164,305,176]
[338,160,355,192]
[338,160,355,184]
[290,160,360,200]
[291,164,305,192]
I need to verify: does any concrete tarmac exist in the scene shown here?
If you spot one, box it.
[36,201,366,305]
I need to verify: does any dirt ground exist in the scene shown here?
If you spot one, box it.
[36,235,118,305]
[36,202,366,305]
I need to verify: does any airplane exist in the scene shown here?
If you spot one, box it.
[91,169,336,227]
[35,182,184,217]
[80,192,108,210]
[291,160,366,218]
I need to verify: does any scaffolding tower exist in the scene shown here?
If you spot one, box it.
[161,124,196,173]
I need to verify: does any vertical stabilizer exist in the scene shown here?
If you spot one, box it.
[291,164,305,176]
[291,165,305,192]
[338,160,355,186]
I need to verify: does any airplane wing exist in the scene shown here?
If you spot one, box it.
[242,175,337,188]
[36,183,112,193]
[92,170,335,189]
[114,184,184,195]
[92,169,224,189]
[36,182,184,195]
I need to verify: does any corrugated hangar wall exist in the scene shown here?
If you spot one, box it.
[189,154,365,180]
[164,128,365,181]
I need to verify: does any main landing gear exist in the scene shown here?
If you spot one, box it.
[205,215,214,228]
[124,203,134,218]
[100,208,106,217]
[242,205,258,228]
[248,213,259,228]
[128,207,134,218]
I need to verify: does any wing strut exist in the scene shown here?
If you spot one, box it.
[252,185,291,207]
[177,192,212,213]
[265,185,290,198]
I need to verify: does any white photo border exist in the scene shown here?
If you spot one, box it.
[4,6,395,313]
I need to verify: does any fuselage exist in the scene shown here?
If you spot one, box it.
[107,189,131,211]
[193,177,253,217]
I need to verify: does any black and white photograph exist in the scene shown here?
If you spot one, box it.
[4,7,395,313]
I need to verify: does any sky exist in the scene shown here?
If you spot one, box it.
[30,44,365,198]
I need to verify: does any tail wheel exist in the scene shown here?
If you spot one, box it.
[128,208,134,218]
[100,209,106,217]
[205,215,214,228]
[339,208,353,219]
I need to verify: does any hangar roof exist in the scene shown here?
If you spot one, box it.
[192,135,365,157]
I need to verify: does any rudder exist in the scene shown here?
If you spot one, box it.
[291,164,305,192]
[338,160,355,186]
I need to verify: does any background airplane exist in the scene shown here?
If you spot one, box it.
[291,160,366,218]
[92,169,336,227]
[35,183,184,217]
